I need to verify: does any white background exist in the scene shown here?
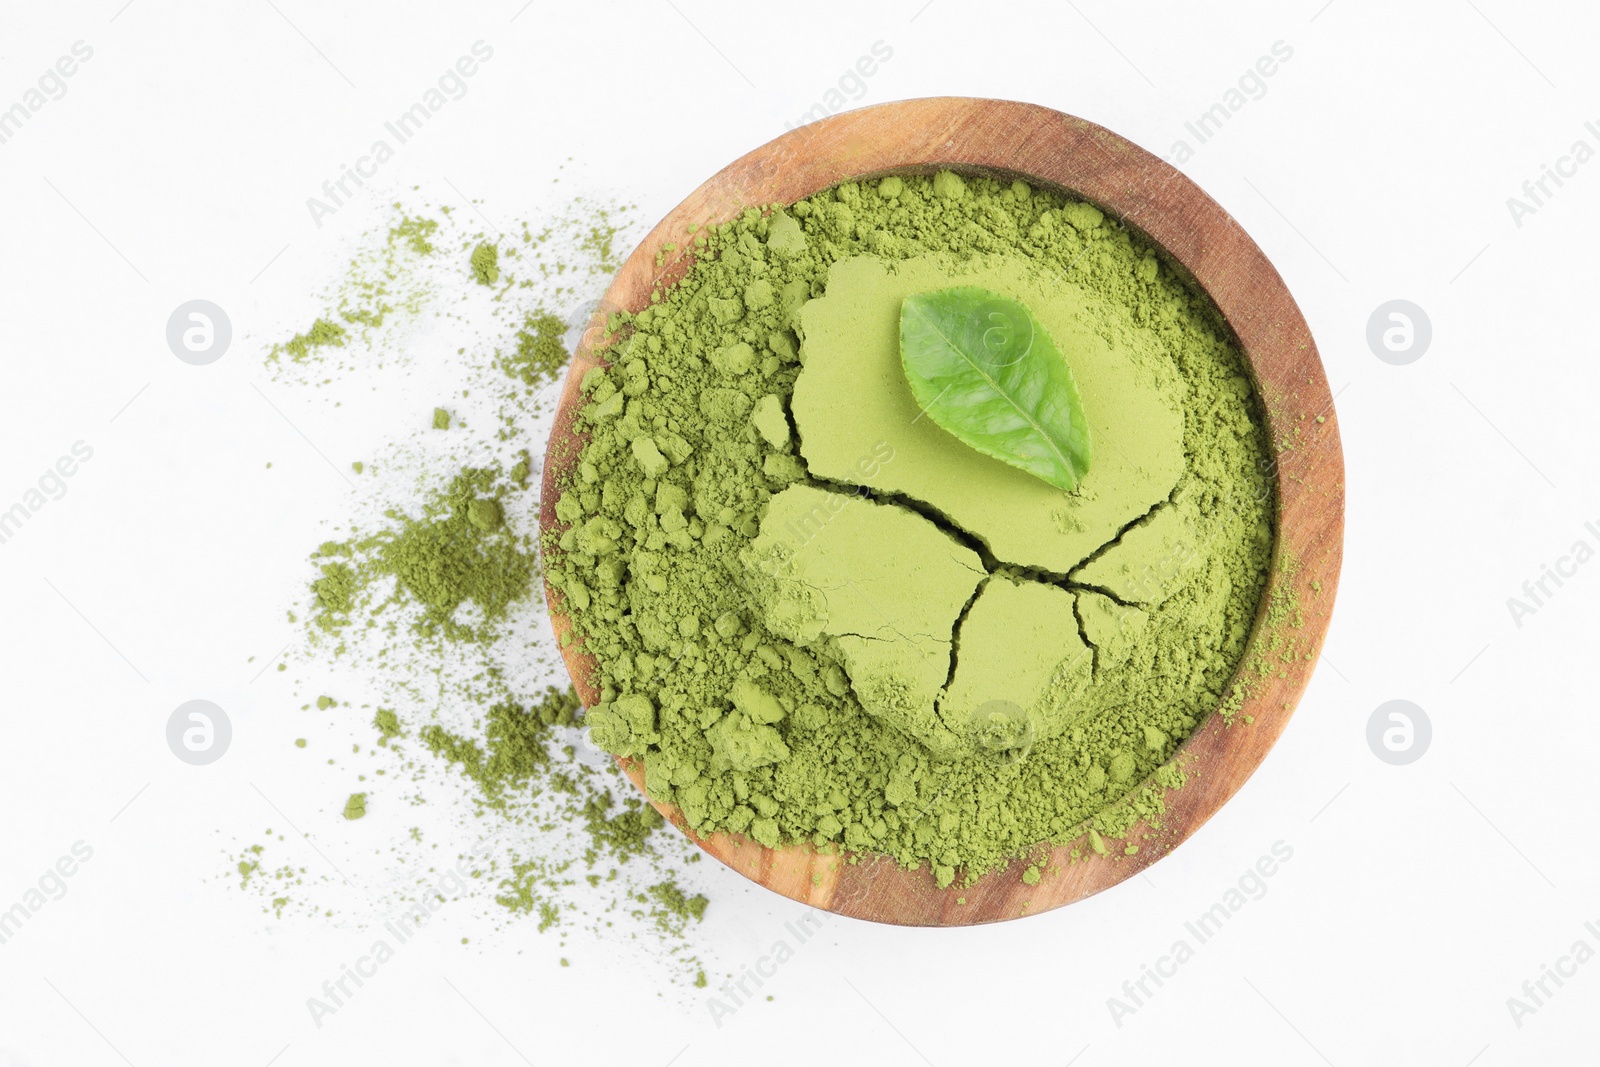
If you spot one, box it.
[2,1,1598,1064]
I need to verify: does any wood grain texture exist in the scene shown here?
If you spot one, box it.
[538,98,1344,926]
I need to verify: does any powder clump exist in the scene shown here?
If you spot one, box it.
[471,241,501,285]
[271,318,348,364]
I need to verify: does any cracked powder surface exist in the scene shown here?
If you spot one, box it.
[795,253,1185,575]
[546,172,1274,883]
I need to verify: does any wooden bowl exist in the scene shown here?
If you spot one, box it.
[539,97,1343,926]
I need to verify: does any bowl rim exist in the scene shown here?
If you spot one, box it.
[539,96,1344,927]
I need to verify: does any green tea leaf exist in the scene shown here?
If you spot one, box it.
[899,286,1092,490]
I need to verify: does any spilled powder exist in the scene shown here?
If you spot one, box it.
[503,310,571,388]
[223,186,717,984]
[310,466,534,647]
[263,190,633,379]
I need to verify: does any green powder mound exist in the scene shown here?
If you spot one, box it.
[373,708,403,745]
[471,241,500,285]
[796,253,1185,573]
[342,792,367,820]
[549,172,1274,880]
[376,469,527,637]
[503,310,570,387]
[310,466,534,647]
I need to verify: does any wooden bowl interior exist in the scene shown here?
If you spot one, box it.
[538,98,1343,926]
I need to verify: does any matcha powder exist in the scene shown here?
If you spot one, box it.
[548,172,1277,886]
[234,190,717,984]
[311,467,533,647]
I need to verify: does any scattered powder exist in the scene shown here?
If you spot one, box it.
[225,186,715,983]
[309,466,533,646]
[271,318,347,364]
[391,212,440,255]
[230,831,306,916]
[263,191,632,378]
[503,310,571,388]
